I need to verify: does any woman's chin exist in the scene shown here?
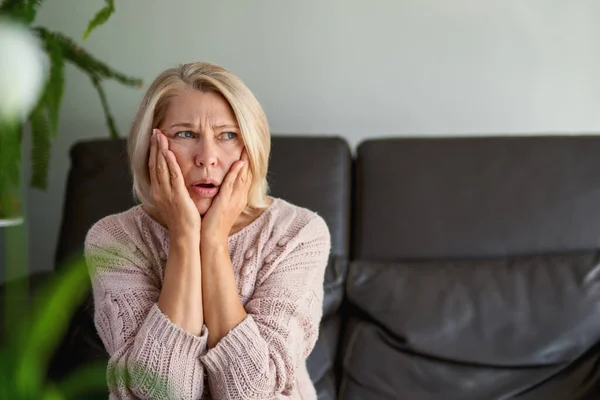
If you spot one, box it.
[194,198,213,216]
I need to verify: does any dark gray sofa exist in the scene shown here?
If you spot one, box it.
[5,135,600,399]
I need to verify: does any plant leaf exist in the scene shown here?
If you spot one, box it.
[29,102,51,190]
[14,255,91,398]
[0,120,21,186]
[55,361,177,398]
[0,120,22,219]
[0,0,22,9]
[31,27,144,143]
[54,362,107,399]
[82,0,114,40]
[0,348,15,398]
[40,382,66,400]
[0,0,37,23]
[35,27,143,88]
[42,35,65,136]
[0,0,24,13]
[91,76,119,139]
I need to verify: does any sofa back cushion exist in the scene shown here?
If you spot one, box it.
[353,136,600,260]
[342,136,600,400]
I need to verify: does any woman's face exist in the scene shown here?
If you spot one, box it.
[158,90,244,215]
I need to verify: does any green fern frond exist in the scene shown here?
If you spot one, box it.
[41,35,65,136]
[0,120,21,220]
[1,6,143,197]
[29,103,51,190]
[0,0,40,24]
[0,0,26,15]
[82,0,114,40]
[0,120,21,188]
[0,0,25,12]
[34,27,142,87]
[91,76,119,139]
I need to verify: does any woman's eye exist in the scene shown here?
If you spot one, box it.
[220,132,237,140]
[175,130,194,139]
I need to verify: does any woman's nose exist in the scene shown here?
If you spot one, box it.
[194,140,218,167]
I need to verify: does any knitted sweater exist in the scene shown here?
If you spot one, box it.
[84,197,331,400]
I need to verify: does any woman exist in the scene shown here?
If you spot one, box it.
[84,61,331,399]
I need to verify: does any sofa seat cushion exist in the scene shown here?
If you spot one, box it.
[341,251,600,399]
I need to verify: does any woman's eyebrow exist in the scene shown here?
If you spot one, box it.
[214,123,239,130]
[167,122,240,130]
[169,122,196,129]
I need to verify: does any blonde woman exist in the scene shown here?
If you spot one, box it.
[84,62,331,399]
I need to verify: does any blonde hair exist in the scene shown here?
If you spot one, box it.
[127,62,271,213]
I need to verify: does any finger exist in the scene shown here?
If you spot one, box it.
[240,147,249,162]
[162,149,187,196]
[236,159,248,186]
[148,129,158,187]
[236,161,252,208]
[221,161,245,200]
[233,160,251,204]
[244,163,253,186]
[156,132,170,188]
[239,149,250,183]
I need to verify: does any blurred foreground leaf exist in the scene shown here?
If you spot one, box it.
[55,362,108,399]
[10,254,91,397]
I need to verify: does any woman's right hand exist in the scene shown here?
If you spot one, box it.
[148,129,201,237]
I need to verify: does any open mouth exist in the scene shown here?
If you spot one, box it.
[190,181,220,197]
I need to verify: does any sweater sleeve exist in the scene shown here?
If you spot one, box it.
[84,220,208,400]
[200,215,331,399]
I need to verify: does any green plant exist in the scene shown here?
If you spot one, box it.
[1,255,105,400]
[0,1,149,398]
[1,253,173,399]
[0,0,142,219]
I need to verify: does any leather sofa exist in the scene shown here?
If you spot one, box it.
[6,135,600,399]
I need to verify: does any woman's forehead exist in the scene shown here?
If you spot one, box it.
[163,91,237,125]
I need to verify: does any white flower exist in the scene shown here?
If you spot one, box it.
[0,18,48,121]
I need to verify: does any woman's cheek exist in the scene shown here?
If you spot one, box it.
[170,141,195,158]
[229,140,244,157]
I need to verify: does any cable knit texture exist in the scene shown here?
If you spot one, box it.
[84,197,331,399]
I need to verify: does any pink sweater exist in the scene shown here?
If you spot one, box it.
[84,197,331,399]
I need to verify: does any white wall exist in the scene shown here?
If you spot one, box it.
[23,0,600,275]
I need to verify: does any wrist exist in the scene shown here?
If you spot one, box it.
[201,226,227,247]
[200,235,229,255]
[170,230,200,248]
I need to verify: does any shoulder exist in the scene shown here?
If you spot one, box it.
[84,205,162,268]
[238,199,332,298]
[268,198,330,246]
[85,206,141,251]
[84,207,165,297]
[248,199,331,282]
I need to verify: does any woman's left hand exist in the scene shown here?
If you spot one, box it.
[201,149,252,246]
